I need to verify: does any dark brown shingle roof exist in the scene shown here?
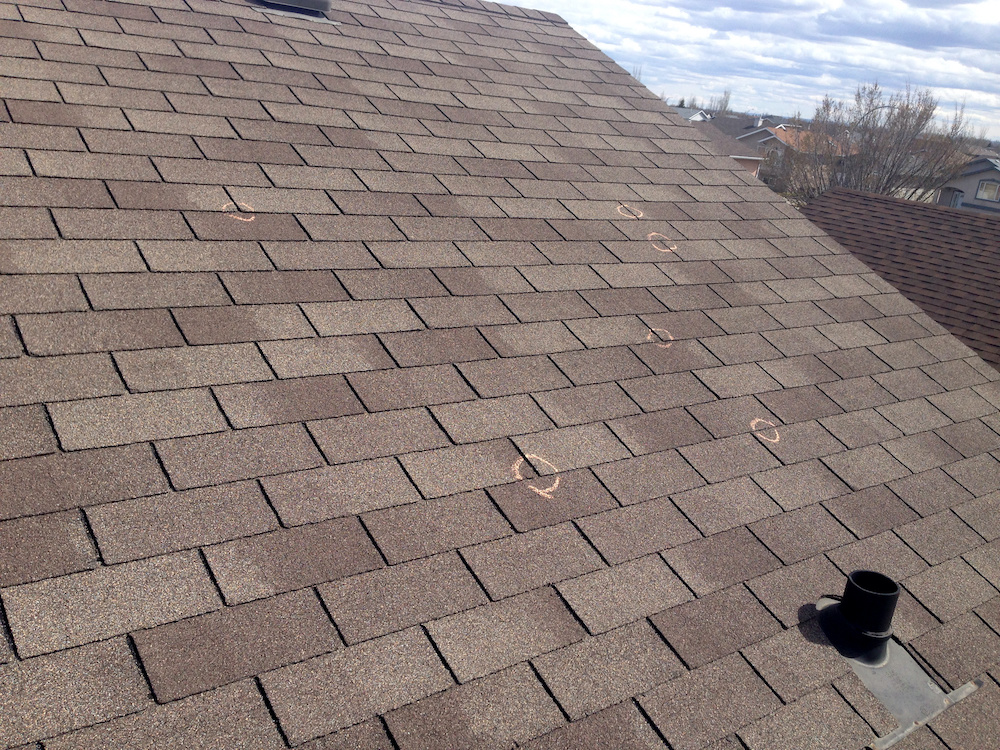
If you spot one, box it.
[802,188,1000,370]
[3,0,1000,748]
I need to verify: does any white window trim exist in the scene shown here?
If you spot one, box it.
[976,180,1000,202]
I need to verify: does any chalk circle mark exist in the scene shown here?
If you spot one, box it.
[617,203,644,219]
[512,454,561,499]
[646,328,675,349]
[647,232,677,252]
[750,418,780,443]
[221,201,256,222]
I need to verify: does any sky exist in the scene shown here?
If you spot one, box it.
[525,0,1000,141]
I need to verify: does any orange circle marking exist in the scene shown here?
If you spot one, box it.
[751,418,781,443]
[512,454,561,499]
[646,328,675,349]
[647,231,677,252]
[617,203,643,219]
[221,201,256,222]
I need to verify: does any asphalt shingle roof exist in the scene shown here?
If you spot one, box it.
[802,188,1000,371]
[2,1,1000,748]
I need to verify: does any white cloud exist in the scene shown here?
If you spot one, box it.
[528,0,1000,139]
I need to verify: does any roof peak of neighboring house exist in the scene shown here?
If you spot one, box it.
[960,156,1000,175]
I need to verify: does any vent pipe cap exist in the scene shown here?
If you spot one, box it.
[818,569,899,668]
[841,569,899,638]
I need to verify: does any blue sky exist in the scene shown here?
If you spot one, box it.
[527,0,1000,140]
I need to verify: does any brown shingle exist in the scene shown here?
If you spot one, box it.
[29,151,158,181]
[519,701,668,750]
[204,518,384,605]
[0,639,150,747]
[260,336,394,378]
[463,522,604,599]
[459,354,573,396]
[398,438,524,498]
[156,423,324,490]
[173,304,314,344]
[260,628,453,745]
[639,653,782,750]
[365,490,512,565]
[557,555,692,634]
[53,208,192,239]
[608,408,711,455]
[737,686,873,750]
[81,272,230,309]
[3,550,220,657]
[903,557,998,622]
[348,364,476,411]
[0,443,167,521]
[0,510,97,587]
[261,458,420,525]
[577,496,701,564]
[426,586,584,682]
[0,403,58,460]
[140,239,273,272]
[746,554,845,627]
[665,526,782,597]
[43,681,286,750]
[17,309,184,355]
[133,589,338,701]
[86,481,277,564]
[0,274,87,314]
[303,299,422,336]
[0,175,113,208]
[49,389,227,450]
[114,342,271,391]
[320,552,487,645]
[385,664,565,749]
[0,239,144,274]
[651,584,782,669]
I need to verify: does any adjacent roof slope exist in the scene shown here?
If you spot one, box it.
[803,188,1000,370]
[2,1,1000,748]
[693,120,762,162]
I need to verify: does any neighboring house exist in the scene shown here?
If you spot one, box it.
[736,124,826,159]
[4,0,1000,748]
[803,188,1000,368]
[937,157,1000,214]
[671,106,714,121]
[693,121,764,178]
[710,114,786,140]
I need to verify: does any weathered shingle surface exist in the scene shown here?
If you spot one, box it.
[2,1,1000,748]
[802,188,1000,370]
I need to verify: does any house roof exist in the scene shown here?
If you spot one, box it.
[710,113,785,140]
[960,157,1000,177]
[3,1,1000,748]
[802,188,1000,371]
[693,120,763,162]
[672,106,712,121]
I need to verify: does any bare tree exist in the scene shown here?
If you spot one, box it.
[707,88,732,115]
[770,83,976,204]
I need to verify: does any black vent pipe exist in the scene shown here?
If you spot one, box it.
[818,569,899,667]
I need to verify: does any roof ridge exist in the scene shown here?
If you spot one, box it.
[377,0,569,24]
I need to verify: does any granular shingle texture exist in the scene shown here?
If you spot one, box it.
[802,189,1000,370]
[2,1,1000,748]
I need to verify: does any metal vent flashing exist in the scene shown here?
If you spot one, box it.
[249,0,341,24]
[816,571,979,750]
